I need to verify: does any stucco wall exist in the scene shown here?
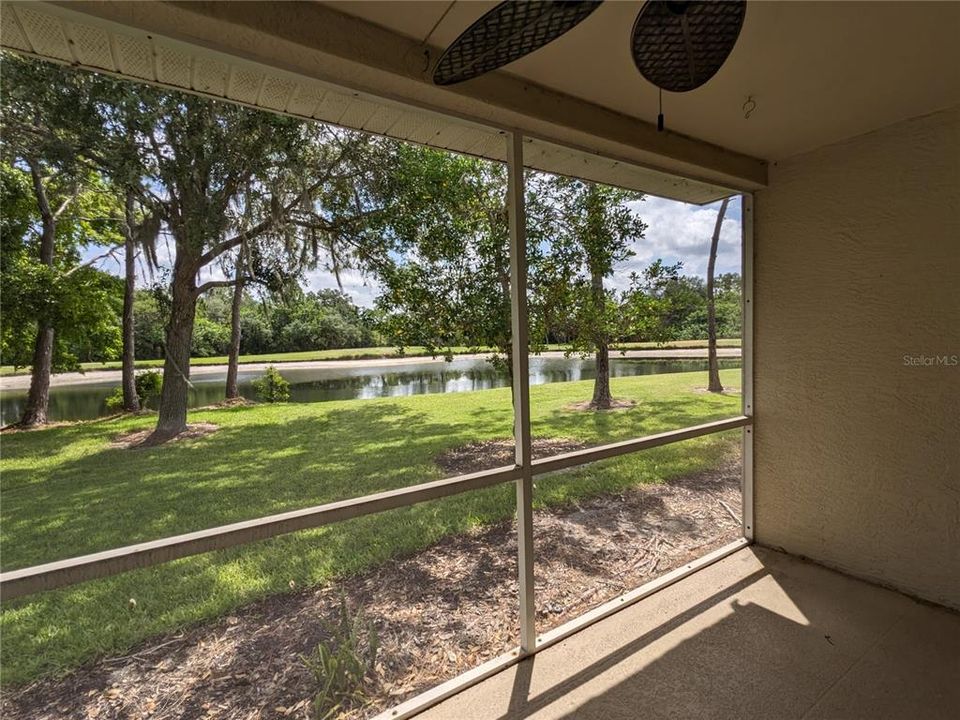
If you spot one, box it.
[753,106,960,609]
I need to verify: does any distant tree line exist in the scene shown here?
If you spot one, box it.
[28,268,739,364]
[133,287,380,359]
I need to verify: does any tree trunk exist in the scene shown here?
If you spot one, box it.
[225,245,245,400]
[591,341,612,409]
[589,264,613,409]
[148,257,198,442]
[707,197,730,393]
[20,162,57,427]
[121,193,140,412]
[20,327,54,426]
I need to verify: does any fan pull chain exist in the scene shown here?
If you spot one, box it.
[657,88,665,132]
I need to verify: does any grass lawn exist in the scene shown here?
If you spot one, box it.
[0,369,741,684]
[0,339,741,376]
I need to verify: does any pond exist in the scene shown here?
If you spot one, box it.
[0,356,741,424]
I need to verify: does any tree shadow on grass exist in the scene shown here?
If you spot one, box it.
[0,378,740,686]
[0,401,502,571]
[533,395,739,446]
[0,479,522,685]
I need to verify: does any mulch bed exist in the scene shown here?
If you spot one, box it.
[2,455,742,720]
[564,398,637,411]
[435,438,590,475]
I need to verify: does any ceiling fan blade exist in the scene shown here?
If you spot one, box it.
[631,0,746,93]
[433,1,603,86]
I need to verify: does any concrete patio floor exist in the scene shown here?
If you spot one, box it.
[416,546,960,720]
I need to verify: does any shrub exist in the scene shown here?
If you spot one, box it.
[105,387,124,412]
[135,370,163,408]
[252,366,290,403]
[301,596,379,720]
[105,369,164,411]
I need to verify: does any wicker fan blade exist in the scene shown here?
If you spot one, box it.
[631,0,746,93]
[433,1,603,86]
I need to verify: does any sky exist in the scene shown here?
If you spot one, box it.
[614,194,743,291]
[82,194,743,309]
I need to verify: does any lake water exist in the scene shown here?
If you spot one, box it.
[0,356,741,424]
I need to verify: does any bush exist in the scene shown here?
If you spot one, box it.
[105,369,164,412]
[301,596,379,720]
[134,370,163,408]
[252,366,290,403]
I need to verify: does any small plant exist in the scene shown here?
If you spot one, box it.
[252,366,290,403]
[105,369,164,411]
[301,595,379,720]
[105,387,125,412]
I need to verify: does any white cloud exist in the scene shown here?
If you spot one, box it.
[613,195,743,290]
[305,267,381,308]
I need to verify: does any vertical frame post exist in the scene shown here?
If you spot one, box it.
[741,193,755,541]
[507,132,536,652]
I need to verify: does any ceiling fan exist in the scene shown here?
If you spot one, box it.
[432,1,747,129]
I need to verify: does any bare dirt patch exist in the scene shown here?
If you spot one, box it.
[692,386,741,396]
[564,398,637,412]
[110,423,219,449]
[196,397,255,411]
[2,455,742,720]
[1,419,100,433]
[435,438,589,475]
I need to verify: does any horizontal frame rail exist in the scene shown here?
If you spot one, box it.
[0,464,520,600]
[1,416,751,601]
[530,416,750,475]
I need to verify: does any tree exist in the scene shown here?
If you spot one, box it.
[270,290,377,352]
[119,192,160,411]
[130,91,302,440]
[0,167,125,388]
[541,178,647,409]
[375,147,549,379]
[713,272,742,338]
[106,86,386,441]
[622,259,685,344]
[707,198,730,393]
[225,242,247,400]
[5,58,162,415]
[0,55,117,426]
[660,274,706,339]
[210,128,391,400]
[101,86,163,413]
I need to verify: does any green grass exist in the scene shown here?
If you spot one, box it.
[0,369,741,684]
[0,339,741,376]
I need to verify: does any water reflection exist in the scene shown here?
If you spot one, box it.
[1,356,740,424]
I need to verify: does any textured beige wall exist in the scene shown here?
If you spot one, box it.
[754,106,960,609]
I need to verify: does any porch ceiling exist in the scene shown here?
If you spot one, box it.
[6,2,956,201]
[327,0,960,161]
[1,1,738,204]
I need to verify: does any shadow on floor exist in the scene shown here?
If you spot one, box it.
[425,547,960,720]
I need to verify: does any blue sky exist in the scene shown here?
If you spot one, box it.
[82,194,742,308]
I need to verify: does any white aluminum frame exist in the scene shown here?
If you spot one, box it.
[741,193,755,541]
[507,132,537,653]
[0,120,756,720]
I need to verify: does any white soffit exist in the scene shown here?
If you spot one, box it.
[0,2,734,204]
